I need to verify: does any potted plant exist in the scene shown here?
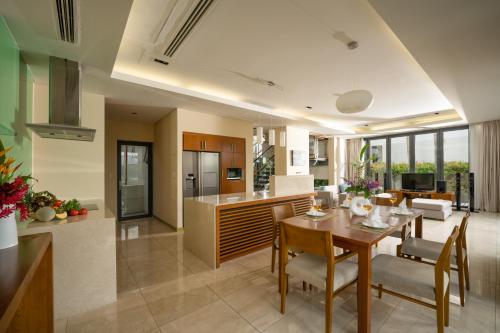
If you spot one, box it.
[0,139,30,249]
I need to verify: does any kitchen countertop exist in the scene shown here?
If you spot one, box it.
[17,199,114,230]
[184,191,315,207]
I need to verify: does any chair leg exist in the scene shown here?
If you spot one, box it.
[435,290,445,333]
[444,284,450,327]
[377,284,383,299]
[286,275,289,294]
[457,261,466,306]
[464,255,470,291]
[309,283,313,291]
[302,281,307,291]
[271,246,276,274]
[280,273,287,314]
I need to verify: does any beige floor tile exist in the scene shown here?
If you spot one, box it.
[117,259,138,293]
[147,286,219,326]
[119,238,166,259]
[159,300,258,333]
[140,273,207,303]
[55,318,67,333]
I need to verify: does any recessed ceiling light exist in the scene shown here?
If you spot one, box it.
[132,112,138,115]
[153,58,169,66]
[364,124,369,127]
[306,106,312,110]
[434,112,439,115]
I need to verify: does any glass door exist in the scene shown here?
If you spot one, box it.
[390,136,409,189]
[117,141,152,221]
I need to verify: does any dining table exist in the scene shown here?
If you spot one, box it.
[280,205,424,333]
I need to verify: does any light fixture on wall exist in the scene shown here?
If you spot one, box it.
[268,128,276,145]
[256,126,265,144]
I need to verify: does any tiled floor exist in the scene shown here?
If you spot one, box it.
[57,211,499,332]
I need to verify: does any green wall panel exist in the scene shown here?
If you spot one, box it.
[0,16,32,175]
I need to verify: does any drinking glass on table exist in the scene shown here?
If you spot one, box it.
[388,193,398,207]
[313,199,323,211]
[362,200,373,214]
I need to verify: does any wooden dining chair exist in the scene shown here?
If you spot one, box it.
[372,226,459,333]
[397,211,471,306]
[279,222,358,333]
[271,203,296,274]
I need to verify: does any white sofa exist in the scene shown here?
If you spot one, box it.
[411,198,452,220]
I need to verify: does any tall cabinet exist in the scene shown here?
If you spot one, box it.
[183,132,246,194]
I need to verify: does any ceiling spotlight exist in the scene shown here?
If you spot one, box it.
[132,112,138,115]
[306,106,312,110]
[434,112,439,115]
[154,58,169,66]
[267,81,276,87]
[364,124,369,127]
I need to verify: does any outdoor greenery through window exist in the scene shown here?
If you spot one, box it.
[366,126,470,208]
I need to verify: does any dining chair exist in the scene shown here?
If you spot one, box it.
[279,221,358,333]
[271,203,296,274]
[397,211,471,306]
[372,226,459,333]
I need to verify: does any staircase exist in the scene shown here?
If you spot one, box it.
[253,142,275,191]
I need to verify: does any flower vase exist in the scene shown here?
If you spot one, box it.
[0,209,18,250]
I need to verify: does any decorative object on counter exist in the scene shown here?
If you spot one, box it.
[0,139,31,249]
[27,190,57,213]
[343,144,380,198]
[35,206,56,222]
[63,199,81,216]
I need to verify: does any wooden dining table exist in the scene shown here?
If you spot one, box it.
[281,205,424,333]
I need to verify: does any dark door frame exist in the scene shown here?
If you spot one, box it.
[117,140,153,221]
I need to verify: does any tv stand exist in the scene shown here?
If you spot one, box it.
[388,190,455,207]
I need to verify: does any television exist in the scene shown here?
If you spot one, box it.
[401,173,435,191]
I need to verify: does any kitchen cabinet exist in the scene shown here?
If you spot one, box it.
[183,132,222,152]
[183,132,246,194]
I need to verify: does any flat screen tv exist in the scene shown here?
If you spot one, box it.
[401,173,435,191]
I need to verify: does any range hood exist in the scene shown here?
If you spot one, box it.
[26,57,96,141]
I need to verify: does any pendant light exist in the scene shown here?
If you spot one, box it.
[268,129,275,145]
[279,129,286,147]
[256,126,265,144]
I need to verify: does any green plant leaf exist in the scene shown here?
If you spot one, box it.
[0,138,5,165]
[359,143,368,161]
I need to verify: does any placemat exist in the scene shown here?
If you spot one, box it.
[349,222,387,234]
[299,214,333,222]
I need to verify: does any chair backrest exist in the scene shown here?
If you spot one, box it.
[435,226,459,275]
[271,204,296,227]
[280,221,333,259]
[457,211,470,250]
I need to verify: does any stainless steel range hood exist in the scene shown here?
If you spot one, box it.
[26,57,96,141]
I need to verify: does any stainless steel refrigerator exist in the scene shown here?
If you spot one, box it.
[182,151,220,197]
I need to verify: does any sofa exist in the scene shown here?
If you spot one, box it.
[411,198,452,220]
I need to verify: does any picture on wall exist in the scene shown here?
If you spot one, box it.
[291,150,307,166]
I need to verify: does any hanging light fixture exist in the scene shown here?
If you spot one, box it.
[279,129,286,147]
[256,126,265,144]
[268,128,275,145]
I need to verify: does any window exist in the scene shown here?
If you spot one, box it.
[443,129,469,206]
[364,126,469,208]
[415,133,437,174]
[390,136,409,189]
[369,139,386,185]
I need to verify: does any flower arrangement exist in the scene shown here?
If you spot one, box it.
[343,143,380,198]
[0,139,30,220]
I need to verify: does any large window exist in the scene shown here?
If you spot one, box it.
[365,126,469,208]
[390,136,410,189]
[443,129,469,205]
[369,139,386,184]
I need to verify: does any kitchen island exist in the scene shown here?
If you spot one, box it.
[17,200,116,319]
[184,191,314,269]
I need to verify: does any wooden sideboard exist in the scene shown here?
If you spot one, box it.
[0,233,53,333]
[388,189,455,207]
[183,132,246,194]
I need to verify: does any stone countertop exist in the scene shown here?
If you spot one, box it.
[184,191,315,207]
[17,199,114,230]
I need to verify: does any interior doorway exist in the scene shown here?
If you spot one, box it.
[117,141,153,221]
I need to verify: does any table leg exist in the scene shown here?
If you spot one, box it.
[415,215,423,238]
[357,245,372,333]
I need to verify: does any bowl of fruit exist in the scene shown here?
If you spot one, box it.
[28,192,87,222]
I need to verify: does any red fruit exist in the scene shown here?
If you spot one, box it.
[69,209,79,216]
[79,208,88,215]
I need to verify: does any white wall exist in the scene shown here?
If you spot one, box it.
[32,83,105,201]
[275,126,310,176]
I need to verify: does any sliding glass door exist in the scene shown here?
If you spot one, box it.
[443,129,469,205]
[390,136,410,189]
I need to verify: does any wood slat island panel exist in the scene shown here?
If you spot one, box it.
[184,192,315,269]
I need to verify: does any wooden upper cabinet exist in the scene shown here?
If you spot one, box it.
[221,138,245,153]
[203,135,222,152]
[183,132,222,152]
[183,132,204,151]
[233,152,245,168]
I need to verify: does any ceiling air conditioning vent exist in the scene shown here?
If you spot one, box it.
[163,0,215,57]
[55,0,78,43]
